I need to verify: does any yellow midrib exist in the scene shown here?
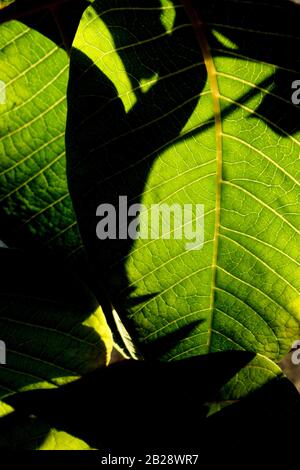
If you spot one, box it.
[181,0,222,352]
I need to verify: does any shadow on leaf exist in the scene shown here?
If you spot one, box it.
[4,350,254,450]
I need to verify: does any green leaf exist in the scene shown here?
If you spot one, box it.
[38,428,93,450]
[0,248,113,400]
[0,20,82,258]
[66,0,300,399]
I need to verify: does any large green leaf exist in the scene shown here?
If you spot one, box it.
[0,19,82,257]
[66,0,300,398]
[0,248,112,400]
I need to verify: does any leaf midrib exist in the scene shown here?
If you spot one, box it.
[181,0,222,353]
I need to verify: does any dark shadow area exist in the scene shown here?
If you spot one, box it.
[0,413,52,450]
[0,248,109,401]
[66,0,300,346]
[3,353,300,462]
[205,372,300,458]
[0,0,89,51]
[4,350,255,451]
[0,211,95,295]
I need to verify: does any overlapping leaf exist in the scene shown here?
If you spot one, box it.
[0,20,81,257]
[0,249,112,399]
[0,248,112,448]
